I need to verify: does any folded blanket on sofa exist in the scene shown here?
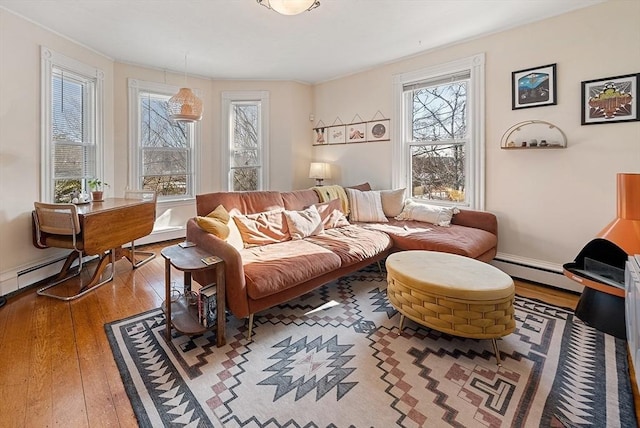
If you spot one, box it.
[312,185,350,215]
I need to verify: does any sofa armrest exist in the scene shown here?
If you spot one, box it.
[451,209,498,237]
[186,219,250,318]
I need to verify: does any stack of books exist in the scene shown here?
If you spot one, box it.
[198,283,217,327]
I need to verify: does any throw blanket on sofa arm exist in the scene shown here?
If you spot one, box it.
[312,185,350,215]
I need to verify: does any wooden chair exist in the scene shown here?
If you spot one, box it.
[124,190,157,268]
[33,202,114,300]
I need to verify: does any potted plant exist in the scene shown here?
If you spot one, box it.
[88,179,109,202]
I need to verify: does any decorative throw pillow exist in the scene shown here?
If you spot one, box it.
[345,188,388,223]
[283,205,324,240]
[233,209,290,247]
[196,205,244,251]
[313,198,350,229]
[395,199,460,226]
[380,188,406,217]
[196,204,231,239]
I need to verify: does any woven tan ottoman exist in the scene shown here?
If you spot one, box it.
[386,250,515,365]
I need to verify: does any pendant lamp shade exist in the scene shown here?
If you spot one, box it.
[258,0,320,15]
[168,87,203,122]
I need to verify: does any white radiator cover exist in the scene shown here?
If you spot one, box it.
[492,252,583,293]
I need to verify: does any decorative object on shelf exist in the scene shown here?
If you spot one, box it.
[309,162,331,186]
[367,119,390,142]
[168,54,203,122]
[500,120,567,149]
[347,114,366,143]
[327,117,346,144]
[581,73,639,125]
[512,63,557,110]
[257,0,320,15]
[88,178,109,201]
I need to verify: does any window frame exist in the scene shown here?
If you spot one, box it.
[392,53,485,210]
[40,46,104,203]
[221,91,270,191]
[127,78,201,202]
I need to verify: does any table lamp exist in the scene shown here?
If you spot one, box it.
[309,162,331,186]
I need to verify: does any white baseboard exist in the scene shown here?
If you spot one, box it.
[492,252,583,294]
[0,227,186,297]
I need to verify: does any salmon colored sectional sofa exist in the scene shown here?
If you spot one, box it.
[185,184,498,332]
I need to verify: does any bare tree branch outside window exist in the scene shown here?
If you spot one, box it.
[410,81,467,203]
[230,102,260,191]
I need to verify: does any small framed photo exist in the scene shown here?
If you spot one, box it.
[581,73,639,125]
[512,63,557,110]
[346,122,366,143]
[327,125,346,144]
[367,119,390,142]
[313,127,327,145]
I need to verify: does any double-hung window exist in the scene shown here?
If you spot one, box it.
[128,79,199,200]
[393,54,485,209]
[41,47,103,203]
[222,91,269,191]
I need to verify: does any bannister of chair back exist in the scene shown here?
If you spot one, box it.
[33,202,81,248]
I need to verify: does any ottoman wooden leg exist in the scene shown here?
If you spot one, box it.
[398,314,405,332]
[491,338,502,366]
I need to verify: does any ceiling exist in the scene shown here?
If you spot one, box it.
[0,0,603,84]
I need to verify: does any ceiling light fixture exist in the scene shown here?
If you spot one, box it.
[257,0,320,16]
[168,54,203,122]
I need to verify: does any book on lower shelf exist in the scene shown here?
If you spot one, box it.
[198,283,217,327]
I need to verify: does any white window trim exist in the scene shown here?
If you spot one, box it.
[40,46,104,202]
[392,53,485,210]
[221,91,270,191]
[127,78,201,202]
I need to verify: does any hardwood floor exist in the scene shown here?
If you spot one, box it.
[0,241,635,427]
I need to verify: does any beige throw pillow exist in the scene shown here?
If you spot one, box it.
[233,209,290,247]
[314,198,350,229]
[283,205,324,240]
[345,188,388,223]
[395,199,460,226]
[380,188,406,217]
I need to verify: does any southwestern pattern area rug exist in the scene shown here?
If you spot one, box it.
[106,266,636,427]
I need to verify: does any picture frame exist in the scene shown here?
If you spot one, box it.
[367,119,390,142]
[346,122,366,143]
[327,125,346,144]
[581,73,639,125]
[313,126,327,145]
[512,63,557,110]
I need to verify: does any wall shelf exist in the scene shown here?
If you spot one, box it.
[501,120,567,149]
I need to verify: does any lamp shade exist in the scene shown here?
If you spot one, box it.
[168,88,203,122]
[309,162,331,179]
[261,0,319,15]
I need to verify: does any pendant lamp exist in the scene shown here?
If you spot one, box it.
[168,55,203,122]
[257,0,320,15]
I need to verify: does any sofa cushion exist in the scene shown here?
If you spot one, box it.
[282,189,320,211]
[367,219,497,259]
[241,240,342,300]
[395,199,460,226]
[305,225,392,267]
[314,198,350,229]
[283,205,324,240]
[233,210,290,247]
[345,188,388,222]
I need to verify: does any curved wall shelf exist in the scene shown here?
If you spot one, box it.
[501,120,567,149]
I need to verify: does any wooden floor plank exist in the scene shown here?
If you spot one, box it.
[0,240,636,427]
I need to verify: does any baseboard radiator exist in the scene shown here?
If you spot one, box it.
[492,252,583,294]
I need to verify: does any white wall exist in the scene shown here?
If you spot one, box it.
[311,1,640,288]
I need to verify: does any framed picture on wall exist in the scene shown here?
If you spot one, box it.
[581,73,639,125]
[327,125,346,144]
[512,63,557,109]
[367,119,390,142]
[346,122,366,143]
[313,127,327,145]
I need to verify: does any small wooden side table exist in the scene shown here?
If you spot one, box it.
[161,244,226,347]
